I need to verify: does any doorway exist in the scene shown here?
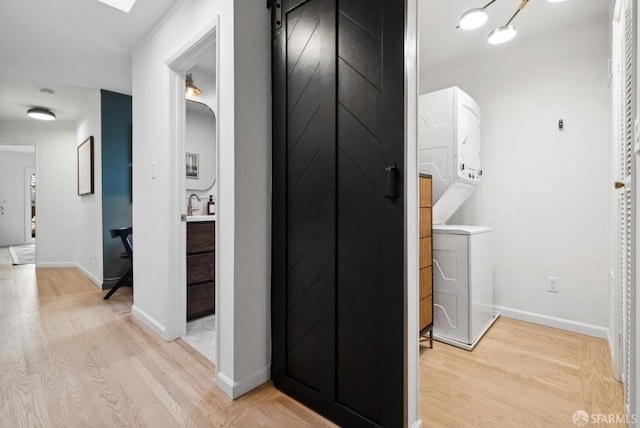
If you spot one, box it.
[0,145,36,247]
[182,98,217,363]
[166,23,220,364]
[417,0,622,423]
[25,167,36,242]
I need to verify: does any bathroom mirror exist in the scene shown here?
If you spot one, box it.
[185,99,216,191]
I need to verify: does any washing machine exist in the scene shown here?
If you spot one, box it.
[432,225,498,350]
[419,87,498,350]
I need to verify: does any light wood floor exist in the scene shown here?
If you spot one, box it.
[0,255,624,427]
[420,318,625,427]
[0,261,335,427]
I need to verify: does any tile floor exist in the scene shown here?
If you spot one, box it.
[182,314,216,363]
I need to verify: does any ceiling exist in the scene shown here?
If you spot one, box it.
[419,0,611,72]
[0,0,611,122]
[0,0,180,121]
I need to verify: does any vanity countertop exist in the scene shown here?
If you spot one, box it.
[187,215,216,222]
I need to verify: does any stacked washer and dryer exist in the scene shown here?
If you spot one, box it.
[418,87,499,350]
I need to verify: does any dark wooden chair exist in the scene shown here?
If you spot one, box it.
[104,227,133,300]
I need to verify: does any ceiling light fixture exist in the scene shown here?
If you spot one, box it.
[488,24,517,45]
[458,0,497,30]
[96,0,137,13]
[185,73,201,97]
[27,107,56,121]
[459,0,537,45]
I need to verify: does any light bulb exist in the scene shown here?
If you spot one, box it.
[459,8,489,30]
[488,25,517,45]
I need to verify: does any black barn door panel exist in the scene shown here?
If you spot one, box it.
[272,0,405,426]
[284,0,336,395]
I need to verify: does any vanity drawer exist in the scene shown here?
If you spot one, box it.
[419,295,433,331]
[419,266,432,299]
[419,237,432,269]
[187,281,215,320]
[187,253,214,285]
[419,177,432,208]
[420,208,432,238]
[187,221,214,253]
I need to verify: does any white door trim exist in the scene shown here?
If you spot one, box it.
[165,18,219,346]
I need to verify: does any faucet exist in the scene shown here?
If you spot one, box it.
[188,193,201,216]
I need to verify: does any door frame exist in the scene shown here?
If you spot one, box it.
[611,0,624,382]
[165,19,220,344]
[405,0,420,426]
[270,0,420,425]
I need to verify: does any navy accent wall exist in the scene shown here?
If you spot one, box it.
[101,90,132,288]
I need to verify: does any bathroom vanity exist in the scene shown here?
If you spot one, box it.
[186,218,215,320]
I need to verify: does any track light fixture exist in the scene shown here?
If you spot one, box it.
[458,0,497,30]
[458,0,566,45]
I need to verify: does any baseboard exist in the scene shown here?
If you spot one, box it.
[215,365,270,399]
[2,241,34,247]
[74,263,102,289]
[35,261,76,268]
[495,305,608,339]
[607,329,615,360]
[411,419,423,428]
[131,305,168,340]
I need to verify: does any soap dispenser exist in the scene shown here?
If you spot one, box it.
[207,195,215,215]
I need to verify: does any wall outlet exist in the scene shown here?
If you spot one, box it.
[547,276,559,293]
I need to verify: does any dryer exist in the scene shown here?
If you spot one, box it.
[418,87,498,350]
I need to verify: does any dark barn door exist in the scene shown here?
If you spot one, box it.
[271,0,405,426]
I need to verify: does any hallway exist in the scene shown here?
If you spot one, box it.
[0,257,627,427]
[0,262,334,427]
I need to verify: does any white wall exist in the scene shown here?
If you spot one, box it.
[0,121,78,265]
[229,0,271,396]
[420,16,611,335]
[0,149,36,245]
[131,0,271,399]
[76,90,103,286]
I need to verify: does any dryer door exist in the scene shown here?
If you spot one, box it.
[456,90,482,183]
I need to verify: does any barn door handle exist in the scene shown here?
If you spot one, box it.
[385,162,397,199]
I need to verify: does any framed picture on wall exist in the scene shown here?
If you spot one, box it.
[78,136,94,196]
[186,152,199,179]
